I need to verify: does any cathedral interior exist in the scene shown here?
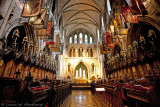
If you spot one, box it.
[0,0,160,107]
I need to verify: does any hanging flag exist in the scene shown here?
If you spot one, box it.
[33,14,49,30]
[100,43,110,54]
[107,43,117,49]
[115,13,122,28]
[50,43,63,53]
[36,29,46,36]
[46,41,55,45]
[45,28,55,46]
[46,21,52,36]
[29,9,47,25]
[122,7,138,23]
[52,48,59,52]
[136,0,148,15]
[126,0,141,15]
[105,32,112,47]
[119,29,128,35]
[113,20,118,30]
[48,44,57,48]
[21,0,42,17]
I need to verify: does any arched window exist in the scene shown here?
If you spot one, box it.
[83,70,85,78]
[90,37,92,44]
[76,70,78,78]
[91,48,93,57]
[79,68,82,78]
[79,33,83,43]
[85,34,88,43]
[74,34,77,43]
[69,37,72,43]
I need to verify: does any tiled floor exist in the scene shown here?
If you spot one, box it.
[65,90,98,107]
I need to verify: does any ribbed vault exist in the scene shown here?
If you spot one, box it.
[57,0,105,37]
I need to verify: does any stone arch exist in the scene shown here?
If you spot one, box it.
[127,16,160,46]
[3,18,28,39]
[138,16,160,31]
[74,61,89,80]
[73,60,90,74]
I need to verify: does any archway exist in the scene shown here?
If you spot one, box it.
[74,62,88,84]
[1,25,26,78]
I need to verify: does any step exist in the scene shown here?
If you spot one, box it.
[71,83,91,90]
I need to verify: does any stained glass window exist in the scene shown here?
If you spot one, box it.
[76,70,78,78]
[79,33,83,43]
[74,34,77,43]
[90,37,92,44]
[79,68,82,78]
[85,34,88,43]
[83,70,85,78]
[69,37,72,43]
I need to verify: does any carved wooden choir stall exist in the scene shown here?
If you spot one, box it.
[92,29,160,107]
[0,25,71,107]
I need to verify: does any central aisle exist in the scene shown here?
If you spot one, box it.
[65,90,98,107]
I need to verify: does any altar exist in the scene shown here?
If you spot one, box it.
[74,79,88,84]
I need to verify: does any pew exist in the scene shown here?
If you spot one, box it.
[0,77,22,103]
[47,80,72,107]
[17,80,51,105]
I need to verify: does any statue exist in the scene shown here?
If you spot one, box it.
[22,37,28,55]
[12,28,20,51]
[132,41,138,58]
[148,30,160,52]
[112,57,115,69]
[127,45,132,64]
[123,50,127,65]
[29,41,34,57]
[0,38,6,58]
[119,51,123,67]
[139,35,146,54]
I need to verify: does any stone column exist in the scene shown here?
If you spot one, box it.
[88,47,90,57]
[80,48,82,57]
[75,49,78,57]
[71,48,73,57]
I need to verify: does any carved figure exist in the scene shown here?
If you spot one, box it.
[132,41,138,58]
[22,37,28,55]
[148,30,160,52]
[12,28,20,50]
[139,35,146,54]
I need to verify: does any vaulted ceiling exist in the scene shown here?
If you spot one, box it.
[57,0,105,37]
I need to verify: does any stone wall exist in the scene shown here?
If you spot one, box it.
[144,0,160,22]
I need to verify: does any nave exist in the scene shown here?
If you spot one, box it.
[0,0,160,107]
[64,90,98,107]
